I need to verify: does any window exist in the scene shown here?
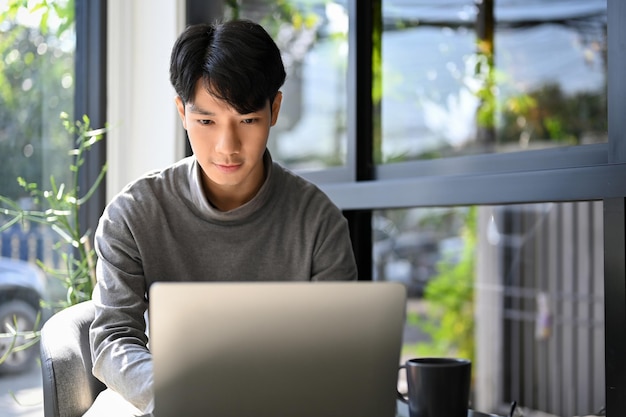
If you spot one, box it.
[378,202,604,416]
[3,1,618,415]
[380,1,607,163]
[0,0,105,412]
[0,2,75,207]
[0,0,76,408]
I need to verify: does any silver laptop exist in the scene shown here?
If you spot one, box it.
[149,281,406,417]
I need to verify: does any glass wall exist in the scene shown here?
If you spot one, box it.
[0,1,618,416]
[381,202,604,416]
[0,1,75,412]
[370,3,609,412]
[380,0,607,163]
[0,2,75,201]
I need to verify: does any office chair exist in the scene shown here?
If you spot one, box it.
[40,300,105,417]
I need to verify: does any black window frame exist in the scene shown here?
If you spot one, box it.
[75,0,107,241]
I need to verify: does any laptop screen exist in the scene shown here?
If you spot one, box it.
[149,281,406,417]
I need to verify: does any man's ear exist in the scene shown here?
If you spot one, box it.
[175,96,187,130]
[270,91,283,127]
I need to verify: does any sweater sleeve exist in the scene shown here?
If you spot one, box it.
[89,200,155,413]
[309,198,358,282]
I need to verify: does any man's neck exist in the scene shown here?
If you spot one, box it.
[202,162,267,212]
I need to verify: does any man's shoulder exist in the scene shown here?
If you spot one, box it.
[271,162,339,211]
[272,162,318,192]
[123,156,193,193]
[107,157,195,211]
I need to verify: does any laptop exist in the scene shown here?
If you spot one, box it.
[149,281,406,417]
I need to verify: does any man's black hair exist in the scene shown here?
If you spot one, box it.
[169,19,286,114]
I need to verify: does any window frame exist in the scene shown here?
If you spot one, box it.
[75,0,107,240]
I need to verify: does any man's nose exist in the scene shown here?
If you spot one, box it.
[215,126,241,155]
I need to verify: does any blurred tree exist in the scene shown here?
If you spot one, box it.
[499,82,607,147]
[0,0,75,200]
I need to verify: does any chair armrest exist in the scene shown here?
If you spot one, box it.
[40,300,106,417]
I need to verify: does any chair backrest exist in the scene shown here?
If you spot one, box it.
[40,300,106,417]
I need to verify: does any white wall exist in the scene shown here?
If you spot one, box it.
[106,0,186,201]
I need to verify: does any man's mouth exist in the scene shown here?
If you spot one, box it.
[214,162,242,173]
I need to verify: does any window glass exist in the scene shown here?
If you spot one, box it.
[226,1,349,171]
[0,2,75,199]
[377,202,604,417]
[0,1,74,300]
[380,0,607,163]
[0,1,74,411]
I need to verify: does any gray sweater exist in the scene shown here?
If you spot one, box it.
[89,152,357,412]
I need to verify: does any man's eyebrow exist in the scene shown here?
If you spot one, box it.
[187,103,215,115]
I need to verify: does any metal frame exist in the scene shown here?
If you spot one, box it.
[604,0,626,414]
[341,0,380,280]
[75,0,107,239]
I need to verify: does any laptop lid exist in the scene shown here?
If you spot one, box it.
[149,281,406,417]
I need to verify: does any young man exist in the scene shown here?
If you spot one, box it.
[87,20,357,415]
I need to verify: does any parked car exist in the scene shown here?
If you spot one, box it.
[0,257,47,373]
[373,215,466,297]
[373,216,441,297]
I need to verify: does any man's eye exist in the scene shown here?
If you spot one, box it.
[242,118,256,124]
[199,119,213,125]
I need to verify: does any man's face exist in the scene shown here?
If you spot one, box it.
[175,80,282,208]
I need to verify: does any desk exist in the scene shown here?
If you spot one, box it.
[145,404,501,417]
[396,400,504,417]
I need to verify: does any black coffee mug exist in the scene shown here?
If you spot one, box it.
[398,357,471,417]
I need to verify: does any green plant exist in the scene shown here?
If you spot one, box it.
[404,206,476,364]
[0,112,108,308]
[0,315,41,364]
[1,0,74,36]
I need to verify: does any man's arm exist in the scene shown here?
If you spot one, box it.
[89,208,155,413]
[310,201,358,282]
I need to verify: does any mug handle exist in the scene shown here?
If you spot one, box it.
[397,364,408,403]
